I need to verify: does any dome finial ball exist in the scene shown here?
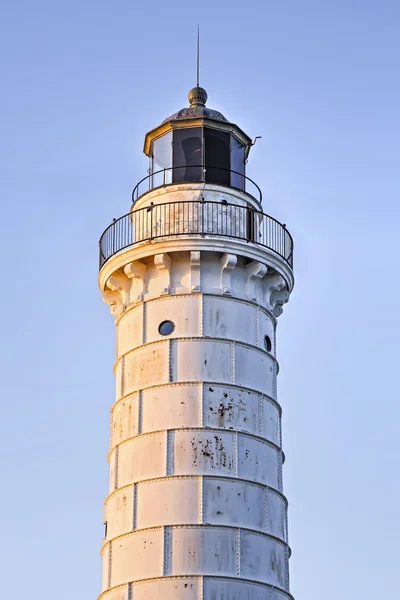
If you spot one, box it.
[188,86,208,107]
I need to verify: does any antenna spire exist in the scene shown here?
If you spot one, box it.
[196,25,200,87]
[188,26,207,107]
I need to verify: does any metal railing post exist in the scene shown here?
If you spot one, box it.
[201,196,205,236]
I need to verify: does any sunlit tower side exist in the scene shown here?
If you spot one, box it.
[97,84,295,600]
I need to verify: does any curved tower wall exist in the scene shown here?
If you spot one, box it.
[98,183,294,600]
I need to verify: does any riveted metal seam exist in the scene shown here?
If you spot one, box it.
[121,356,125,397]
[107,541,112,589]
[116,322,119,361]
[199,293,204,336]
[285,545,290,591]
[199,475,204,524]
[166,430,174,476]
[234,432,238,477]
[256,305,260,346]
[259,393,264,437]
[263,487,269,534]
[138,390,143,435]
[168,339,174,382]
[199,576,204,600]
[278,450,283,493]
[236,529,241,576]
[132,483,137,530]
[114,446,119,491]
[163,526,171,576]
[200,382,204,427]
[97,578,295,600]
[143,301,147,344]
[231,341,236,384]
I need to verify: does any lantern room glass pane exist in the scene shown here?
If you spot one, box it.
[231,135,245,191]
[204,128,230,186]
[152,132,172,187]
[173,128,203,183]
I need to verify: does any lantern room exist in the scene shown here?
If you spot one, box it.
[143,86,252,192]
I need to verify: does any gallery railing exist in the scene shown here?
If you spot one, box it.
[99,199,293,270]
[131,166,263,204]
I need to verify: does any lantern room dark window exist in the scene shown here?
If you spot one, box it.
[204,129,231,186]
[173,128,202,183]
[231,135,246,190]
[151,128,246,190]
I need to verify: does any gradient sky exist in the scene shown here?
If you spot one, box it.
[0,2,399,599]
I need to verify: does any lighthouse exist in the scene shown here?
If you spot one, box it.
[98,84,294,600]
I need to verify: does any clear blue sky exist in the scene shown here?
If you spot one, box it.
[0,2,399,598]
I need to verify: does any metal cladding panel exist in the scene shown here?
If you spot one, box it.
[105,487,133,540]
[168,527,236,575]
[111,394,139,448]
[132,578,199,600]
[203,478,265,531]
[117,305,143,356]
[146,296,200,342]
[102,543,110,591]
[203,578,269,600]
[172,340,231,383]
[142,384,201,433]
[237,435,279,489]
[203,297,256,346]
[100,586,130,600]
[267,490,288,542]
[240,531,288,588]
[124,343,169,393]
[235,345,275,397]
[258,310,275,355]
[203,385,260,435]
[263,398,281,446]
[173,430,234,476]
[111,529,164,585]
[109,449,117,492]
[117,433,167,486]
[136,478,200,529]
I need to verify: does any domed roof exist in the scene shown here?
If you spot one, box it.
[162,86,229,124]
[162,106,228,124]
[143,86,252,156]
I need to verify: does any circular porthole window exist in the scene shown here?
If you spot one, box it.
[264,335,272,353]
[158,320,175,336]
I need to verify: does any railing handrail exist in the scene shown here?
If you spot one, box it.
[99,198,293,271]
[131,165,263,204]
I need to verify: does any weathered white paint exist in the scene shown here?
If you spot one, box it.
[98,181,294,600]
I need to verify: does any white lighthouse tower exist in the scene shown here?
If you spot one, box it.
[98,84,294,600]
